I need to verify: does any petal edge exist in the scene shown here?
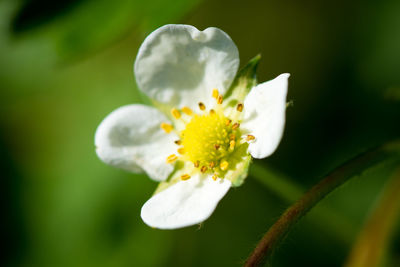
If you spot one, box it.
[95,104,177,181]
[241,73,290,159]
[134,24,239,110]
[141,175,231,229]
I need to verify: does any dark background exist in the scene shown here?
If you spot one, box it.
[2,0,400,266]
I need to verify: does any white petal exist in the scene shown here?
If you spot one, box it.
[141,175,231,229]
[95,104,178,181]
[134,24,239,109]
[241,73,290,159]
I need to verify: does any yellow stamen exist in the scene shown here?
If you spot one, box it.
[229,140,235,149]
[237,103,243,112]
[174,140,182,145]
[225,119,232,126]
[212,89,219,99]
[160,123,173,133]
[198,102,206,111]
[229,133,236,140]
[246,135,256,141]
[182,106,193,116]
[210,109,216,115]
[232,122,240,130]
[171,108,181,119]
[217,95,223,104]
[209,161,215,168]
[214,144,220,150]
[220,160,229,171]
[194,160,200,168]
[181,174,191,180]
[201,166,208,173]
[177,148,185,154]
[166,154,178,163]
[212,174,218,181]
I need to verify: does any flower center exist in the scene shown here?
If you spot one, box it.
[161,89,254,181]
[181,111,240,172]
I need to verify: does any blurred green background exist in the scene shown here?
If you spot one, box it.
[2,0,400,266]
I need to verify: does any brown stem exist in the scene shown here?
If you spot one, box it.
[244,140,400,267]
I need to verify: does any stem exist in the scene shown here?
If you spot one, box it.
[244,140,400,267]
[344,167,400,267]
[250,163,356,246]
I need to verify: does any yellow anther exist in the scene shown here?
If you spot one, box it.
[209,161,215,168]
[181,174,191,180]
[246,135,256,141]
[237,103,243,112]
[210,109,216,115]
[171,108,181,119]
[194,160,200,168]
[212,174,218,181]
[220,160,229,171]
[177,148,185,154]
[214,144,220,150]
[217,95,223,104]
[229,133,236,141]
[198,102,206,111]
[160,123,173,133]
[225,119,232,126]
[182,106,193,116]
[229,140,235,149]
[174,140,182,145]
[212,89,219,99]
[201,166,208,173]
[232,122,240,130]
[166,154,178,163]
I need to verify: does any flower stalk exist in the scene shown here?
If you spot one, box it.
[250,163,356,246]
[244,140,400,267]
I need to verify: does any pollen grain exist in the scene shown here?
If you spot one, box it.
[181,174,191,180]
[166,154,178,163]
[160,123,173,133]
[182,106,193,116]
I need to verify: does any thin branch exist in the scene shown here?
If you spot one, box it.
[250,163,356,246]
[244,140,400,267]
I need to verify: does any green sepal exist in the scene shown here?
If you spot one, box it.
[223,54,261,107]
[225,143,252,187]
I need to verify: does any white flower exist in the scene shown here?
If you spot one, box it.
[95,24,289,229]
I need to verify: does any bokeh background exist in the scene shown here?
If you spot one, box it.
[2,0,400,266]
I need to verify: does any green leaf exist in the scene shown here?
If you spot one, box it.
[10,0,202,61]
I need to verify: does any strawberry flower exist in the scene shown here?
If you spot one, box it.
[95,24,290,229]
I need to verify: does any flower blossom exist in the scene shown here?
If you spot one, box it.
[95,24,290,229]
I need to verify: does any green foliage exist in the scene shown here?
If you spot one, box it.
[11,0,201,60]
